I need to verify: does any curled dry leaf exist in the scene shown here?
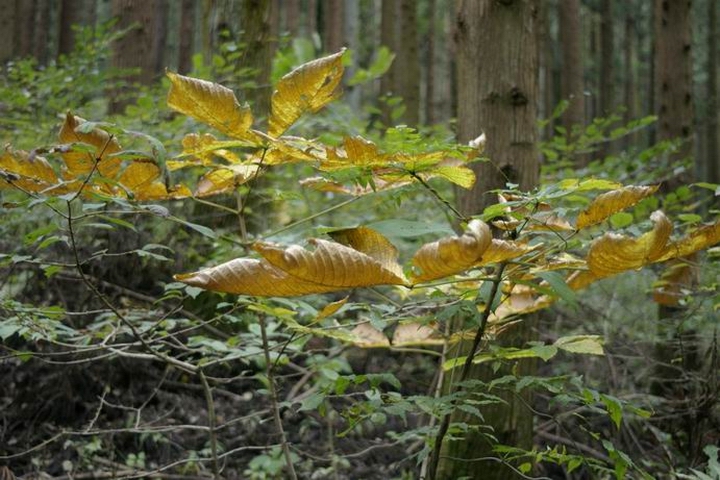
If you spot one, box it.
[411,219,492,283]
[327,226,406,280]
[655,220,720,262]
[176,235,408,297]
[166,72,259,143]
[477,239,537,266]
[587,210,672,278]
[0,147,62,193]
[269,50,345,137]
[59,112,122,178]
[576,185,658,229]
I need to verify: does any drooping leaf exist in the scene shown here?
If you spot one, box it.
[576,185,658,229]
[166,71,259,143]
[59,112,122,178]
[169,133,247,170]
[476,239,537,266]
[587,210,672,278]
[411,219,492,283]
[327,226,406,280]
[176,235,409,297]
[655,219,720,262]
[392,322,443,346]
[0,147,62,193]
[350,323,390,348]
[194,164,260,197]
[268,50,345,137]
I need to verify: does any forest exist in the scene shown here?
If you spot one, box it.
[1,0,719,479]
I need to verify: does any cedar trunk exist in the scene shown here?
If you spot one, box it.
[436,1,539,479]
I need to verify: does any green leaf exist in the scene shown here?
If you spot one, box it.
[609,211,634,229]
[554,335,604,355]
[367,219,454,238]
[537,271,578,308]
[601,394,623,429]
[172,216,217,239]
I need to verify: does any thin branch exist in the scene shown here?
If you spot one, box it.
[198,369,220,479]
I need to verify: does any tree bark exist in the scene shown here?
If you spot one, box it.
[654,0,694,183]
[599,0,614,116]
[321,0,343,53]
[238,0,275,120]
[14,0,36,59]
[436,1,539,479]
[178,0,195,74]
[397,0,420,126]
[109,0,166,114]
[623,7,638,151]
[59,0,95,57]
[707,0,719,188]
[558,0,585,163]
[0,0,17,65]
[379,0,399,127]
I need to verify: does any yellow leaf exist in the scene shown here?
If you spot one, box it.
[411,219,492,283]
[477,239,537,266]
[166,71,259,143]
[194,164,260,197]
[255,238,409,288]
[565,270,598,291]
[655,220,720,262]
[316,296,349,320]
[587,210,673,278]
[118,159,161,191]
[59,112,122,178]
[327,226,406,281]
[489,285,544,322]
[427,164,476,189]
[175,258,337,296]
[576,185,658,229]
[170,133,246,170]
[269,50,345,137]
[300,176,411,196]
[0,147,60,193]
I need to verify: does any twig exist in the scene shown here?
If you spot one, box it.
[198,369,220,479]
[259,316,299,480]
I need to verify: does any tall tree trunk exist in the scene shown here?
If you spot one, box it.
[537,0,554,141]
[559,0,586,164]
[109,0,166,114]
[239,0,274,120]
[435,1,539,479]
[599,0,614,116]
[178,0,195,74]
[15,0,36,59]
[425,0,437,124]
[707,0,719,189]
[379,0,399,127]
[397,0,420,126]
[321,0,343,53]
[305,0,317,39]
[59,0,95,57]
[623,6,638,151]
[285,0,301,37]
[0,0,17,65]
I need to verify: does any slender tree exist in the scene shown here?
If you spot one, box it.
[59,0,95,57]
[599,0,614,116]
[238,0,275,119]
[0,0,17,65]
[623,3,638,150]
[434,1,539,479]
[178,0,195,74]
[397,0,420,126]
[321,0,343,53]
[559,0,586,163]
[707,0,719,188]
[379,0,399,126]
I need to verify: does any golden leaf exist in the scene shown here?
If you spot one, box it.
[255,238,408,288]
[194,164,260,197]
[576,185,658,229]
[427,164,476,189]
[655,220,720,262]
[411,219,492,283]
[268,50,345,137]
[565,270,598,291]
[0,147,60,193]
[169,133,246,170]
[587,210,672,278]
[316,296,349,320]
[477,239,537,266]
[59,112,122,178]
[327,226,406,280]
[166,71,259,143]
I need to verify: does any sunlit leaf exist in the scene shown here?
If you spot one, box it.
[576,185,658,229]
[166,71,259,143]
[59,112,122,178]
[269,50,345,137]
[411,219,492,283]
[477,239,537,266]
[558,178,623,191]
[194,164,260,197]
[587,210,672,277]
[0,147,61,193]
[316,296,349,320]
[655,219,720,262]
[327,226,406,280]
[169,133,247,170]
[427,164,476,189]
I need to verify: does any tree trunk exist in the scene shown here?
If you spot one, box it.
[424,0,437,124]
[654,0,694,183]
[178,0,195,74]
[0,0,17,65]
[321,0,343,53]
[59,0,95,57]
[435,1,539,479]
[285,0,301,37]
[397,0,420,126]
[15,0,36,59]
[599,0,614,116]
[109,0,166,114]
[623,7,638,151]
[379,0,399,127]
[558,0,585,164]
[707,0,719,189]
[238,0,274,120]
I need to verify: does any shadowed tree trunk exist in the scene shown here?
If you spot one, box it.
[0,0,17,65]
[59,0,96,57]
[559,0,586,164]
[379,0,399,127]
[178,0,195,74]
[321,0,343,53]
[434,1,539,479]
[623,4,638,151]
[707,0,719,189]
[239,0,275,119]
[397,0,420,126]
